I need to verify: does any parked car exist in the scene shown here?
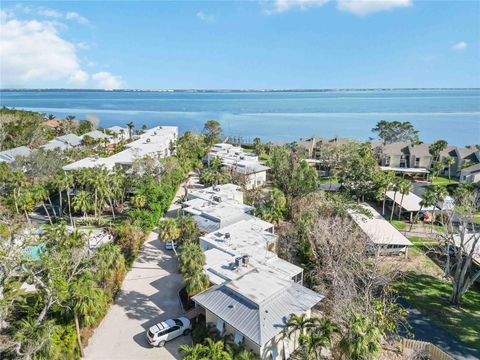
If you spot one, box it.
[164,241,178,250]
[146,317,191,347]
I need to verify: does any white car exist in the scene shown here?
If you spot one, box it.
[164,241,178,250]
[146,317,191,347]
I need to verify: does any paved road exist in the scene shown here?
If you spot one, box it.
[400,299,480,360]
[84,230,190,360]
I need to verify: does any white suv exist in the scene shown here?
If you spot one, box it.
[146,317,191,347]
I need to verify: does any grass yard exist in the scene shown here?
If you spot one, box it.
[430,176,459,186]
[396,273,480,349]
[390,220,407,231]
[319,176,339,184]
[395,235,480,349]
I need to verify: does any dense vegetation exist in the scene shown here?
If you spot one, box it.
[0,117,209,359]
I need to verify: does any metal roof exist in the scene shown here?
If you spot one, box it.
[386,191,438,212]
[193,271,323,347]
[0,146,32,163]
[348,203,412,247]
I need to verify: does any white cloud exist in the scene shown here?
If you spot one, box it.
[268,0,329,13]
[452,41,467,51]
[87,61,96,68]
[77,42,90,50]
[69,70,90,84]
[37,8,62,18]
[336,0,412,16]
[196,11,215,23]
[66,11,89,25]
[0,14,123,88]
[92,72,125,89]
[0,18,88,86]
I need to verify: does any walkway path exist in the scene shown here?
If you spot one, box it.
[83,178,199,360]
[400,299,480,360]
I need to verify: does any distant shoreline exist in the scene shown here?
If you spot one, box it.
[1,88,479,93]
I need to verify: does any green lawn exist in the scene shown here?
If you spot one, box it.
[390,220,407,231]
[396,273,480,349]
[474,213,480,225]
[430,176,459,186]
[395,235,480,349]
[319,176,339,184]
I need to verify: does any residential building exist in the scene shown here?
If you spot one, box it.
[188,184,245,204]
[199,218,276,255]
[377,142,479,178]
[298,136,354,159]
[42,133,83,151]
[182,199,255,233]
[460,163,480,183]
[0,146,32,163]
[107,126,129,141]
[42,119,62,128]
[193,270,323,359]
[207,143,269,189]
[348,203,413,256]
[62,125,178,171]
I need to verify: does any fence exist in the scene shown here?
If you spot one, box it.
[401,339,454,360]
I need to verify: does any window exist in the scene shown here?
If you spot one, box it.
[174,319,183,327]
[385,156,390,166]
[415,157,420,167]
[216,319,224,334]
[234,332,244,346]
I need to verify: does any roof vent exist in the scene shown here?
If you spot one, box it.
[235,257,242,268]
[224,233,231,240]
[228,304,234,309]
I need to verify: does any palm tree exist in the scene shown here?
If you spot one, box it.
[158,218,180,255]
[184,270,209,297]
[31,183,53,225]
[339,314,381,360]
[65,115,76,121]
[179,242,205,274]
[178,215,201,244]
[126,121,135,139]
[94,243,126,295]
[70,273,107,357]
[381,172,396,216]
[285,313,312,347]
[73,191,92,221]
[389,177,401,221]
[444,156,455,182]
[47,114,56,120]
[201,338,232,360]
[16,190,34,223]
[10,170,27,214]
[397,179,413,220]
[179,343,207,360]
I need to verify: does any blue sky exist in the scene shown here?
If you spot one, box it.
[1,0,479,89]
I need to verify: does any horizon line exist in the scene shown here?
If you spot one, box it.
[1,87,479,92]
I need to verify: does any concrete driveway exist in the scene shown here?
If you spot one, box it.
[84,230,190,360]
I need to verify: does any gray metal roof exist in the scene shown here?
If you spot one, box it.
[56,133,82,146]
[42,139,69,151]
[193,275,323,347]
[0,146,32,163]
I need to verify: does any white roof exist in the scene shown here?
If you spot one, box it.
[81,130,112,140]
[107,126,128,134]
[201,219,276,262]
[56,133,82,146]
[203,247,302,286]
[42,139,69,151]
[63,125,178,171]
[62,156,117,171]
[188,184,244,204]
[349,203,413,247]
[386,191,438,212]
[184,201,254,234]
[0,146,32,163]
[381,166,430,174]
